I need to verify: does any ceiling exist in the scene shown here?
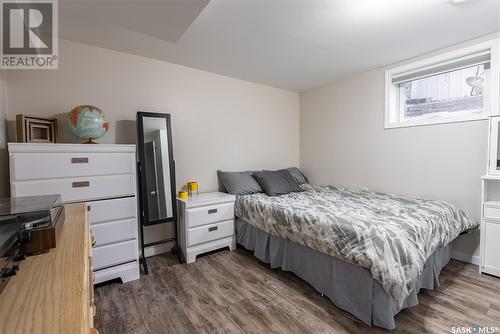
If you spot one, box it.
[60,0,210,43]
[59,0,500,92]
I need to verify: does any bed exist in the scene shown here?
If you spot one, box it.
[234,183,478,329]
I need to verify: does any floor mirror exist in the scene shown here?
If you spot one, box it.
[136,112,179,274]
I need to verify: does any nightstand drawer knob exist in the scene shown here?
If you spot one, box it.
[208,226,218,232]
[208,208,218,214]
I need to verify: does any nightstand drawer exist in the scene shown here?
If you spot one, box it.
[187,220,234,247]
[185,202,234,228]
[484,204,500,220]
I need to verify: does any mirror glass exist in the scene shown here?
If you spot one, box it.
[141,117,173,222]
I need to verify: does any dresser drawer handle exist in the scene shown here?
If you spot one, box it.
[72,181,90,188]
[208,208,218,214]
[208,226,218,232]
[71,157,89,163]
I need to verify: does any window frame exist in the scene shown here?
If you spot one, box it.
[384,40,500,129]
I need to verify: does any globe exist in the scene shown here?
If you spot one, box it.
[68,105,109,144]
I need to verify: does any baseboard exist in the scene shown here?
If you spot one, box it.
[144,241,175,258]
[452,250,480,265]
[146,242,482,264]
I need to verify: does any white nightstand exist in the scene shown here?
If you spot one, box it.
[177,192,236,263]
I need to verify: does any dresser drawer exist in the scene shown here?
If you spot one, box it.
[88,197,136,224]
[11,174,135,203]
[484,204,500,220]
[186,202,234,228]
[10,152,135,181]
[92,240,137,270]
[187,219,234,247]
[90,219,137,247]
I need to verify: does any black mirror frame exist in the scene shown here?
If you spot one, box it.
[136,111,180,272]
[136,111,177,226]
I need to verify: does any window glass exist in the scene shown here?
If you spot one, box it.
[398,64,488,123]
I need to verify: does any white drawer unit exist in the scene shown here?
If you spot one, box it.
[178,192,236,263]
[8,143,140,284]
[87,196,136,224]
[92,240,138,270]
[11,174,135,203]
[483,204,500,221]
[91,218,137,246]
[10,152,135,180]
[480,175,500,278]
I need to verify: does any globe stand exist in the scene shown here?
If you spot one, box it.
[83,139,98,144]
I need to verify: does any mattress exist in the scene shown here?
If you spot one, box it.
[234,184,478,306]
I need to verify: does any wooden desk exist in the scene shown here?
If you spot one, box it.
[0,203,97,334]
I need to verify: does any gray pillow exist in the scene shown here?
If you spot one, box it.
[286,167,308,185]
[217,170,262,195]
[253,169,303,196]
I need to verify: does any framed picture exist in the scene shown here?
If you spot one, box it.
[16,114,58,143]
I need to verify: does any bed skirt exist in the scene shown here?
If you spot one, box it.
[235,218,452,330]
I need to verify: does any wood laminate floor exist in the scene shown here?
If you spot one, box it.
[94,248,500,334]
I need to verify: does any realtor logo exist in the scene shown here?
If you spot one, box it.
[1,0,58,69]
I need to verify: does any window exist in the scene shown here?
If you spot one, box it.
[385,41,499,128]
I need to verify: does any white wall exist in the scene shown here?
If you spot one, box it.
[0,71,5,148]
[3,35,490,260]
[299,36,499,261]
[0,72,8,197]
[3,39,300,246]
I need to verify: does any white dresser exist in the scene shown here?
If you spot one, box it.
[8,143,140,284]
[177,192,236,263]
[481,175,500,277]
[480,116,500,278]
